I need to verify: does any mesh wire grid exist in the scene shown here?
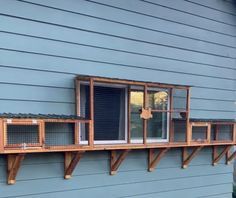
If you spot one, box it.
[6,124,39,146]
[45,122,75,146]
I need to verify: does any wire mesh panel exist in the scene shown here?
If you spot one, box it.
[211,124,233,141]
[6,124,40,147]
[45,122,75,146]
[192,126,208,142]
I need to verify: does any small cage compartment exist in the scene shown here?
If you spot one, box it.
[45,122,75,146]
[192,126,208,142]
[211,124,233,142]
[5,122,41,148]
[172,119,187,142]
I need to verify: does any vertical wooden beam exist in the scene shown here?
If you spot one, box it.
[148,148,169,172]
[64,151,84,179]
[3,121,7,147]
[110,150,130,175]
[127,86,131,144]
[74,122,79,145]
[40,121,45,148]
[143,85,148,145]
[182,146,202,169]
[7,154,25,185]
[168,88,174,142]
[206,123,211,143]
[233,123,236,142]
[75,79,80,116]
[0,119,3,152]
[212,145,231,166]
[89,78,94,147]
[186,88,191,145]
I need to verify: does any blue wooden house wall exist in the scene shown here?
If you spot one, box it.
[0,0,235,197]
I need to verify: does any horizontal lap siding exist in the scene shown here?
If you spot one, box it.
[0,0,235,197]
[0,149,233,198]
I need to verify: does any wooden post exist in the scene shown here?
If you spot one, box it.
[206,123,211,143]
[143,85,148,145]
[75,79,80,116]
[7,154,25,184]
[40,121,45,148]
[233,123,236,142]
[186,88,191,145]
[0,119,3,152]
[169,88,174,142]
[89,78,94,147]
[127,86,131,144]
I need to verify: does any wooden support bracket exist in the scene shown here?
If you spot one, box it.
[64,151,84,179]
[182,146,203,169]
[226,149,236,165]
[110,150,130,175]
[7,154,25,185]
[148,148,169,172]
[212,145,231,166]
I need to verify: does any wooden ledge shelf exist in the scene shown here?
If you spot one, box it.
[0,114,235,184]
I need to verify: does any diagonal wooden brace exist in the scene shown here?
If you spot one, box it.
[64,151,84,179]
[110,150,130,175]
[226,150,236,165]
[148,148,169,172]
[182,146,203,169]
[7,154,25,185]
[212,145,231,166]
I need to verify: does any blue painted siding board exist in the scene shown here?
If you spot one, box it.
[86,0,236,36]
[0,0,235,197]
[143,0,236,26]
[0,2,236,67]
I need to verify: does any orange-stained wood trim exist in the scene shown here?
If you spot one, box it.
[127,86,131,144]
[186,88,191,145]
[64,151,84,179]
[148,148,169,172]
[143,85,148,145]
[0,119,3,152]
[110,150,130,175]
[76,76,190,89]
[7,154,25,184]
[212,145,231,166]
[182,146,202,169]
[75,79,80,116]
[89,78,94,147]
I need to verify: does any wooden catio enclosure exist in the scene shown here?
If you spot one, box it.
[0,75,235,184]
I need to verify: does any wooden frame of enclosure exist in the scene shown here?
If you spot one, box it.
[0,75,235,184]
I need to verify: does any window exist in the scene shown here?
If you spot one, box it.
[80,83,127,144]
[130,86,169,143]
[76,76,190,145]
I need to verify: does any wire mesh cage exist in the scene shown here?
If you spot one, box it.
[5,123,41,148]
[45,122,75,146]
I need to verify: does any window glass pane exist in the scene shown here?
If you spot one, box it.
[148,88,168,110]
[130,88,143,141]
[80,83,127,142]
[173,88,187,111]
[147,112,168,140]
